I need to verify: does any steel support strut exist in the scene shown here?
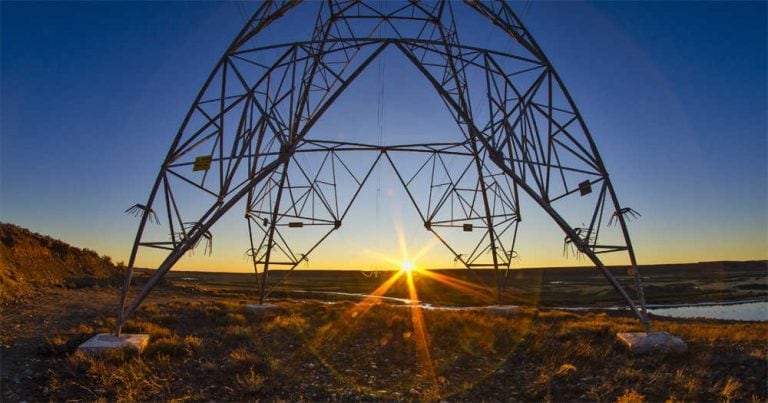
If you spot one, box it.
[258,158,291,303]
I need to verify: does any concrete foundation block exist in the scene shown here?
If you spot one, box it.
[485,305,520,316]
[244,303,280,313]
[78,333,149,355]
[617,332,687,354]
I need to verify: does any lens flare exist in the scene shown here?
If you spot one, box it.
[404,269,438,397]
[400,260,415,272]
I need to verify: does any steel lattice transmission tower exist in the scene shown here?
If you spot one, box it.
[116,0,651,333]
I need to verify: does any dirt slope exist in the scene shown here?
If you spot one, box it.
[0,223,121,303]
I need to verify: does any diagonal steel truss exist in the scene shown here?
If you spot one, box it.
[116,0,651,334]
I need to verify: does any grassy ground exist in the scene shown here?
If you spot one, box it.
[2,285,766,402]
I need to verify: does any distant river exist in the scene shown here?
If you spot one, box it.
[295,290,768,322]
[648,300,768,322]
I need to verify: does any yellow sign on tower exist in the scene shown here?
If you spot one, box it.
[193,155,212,171]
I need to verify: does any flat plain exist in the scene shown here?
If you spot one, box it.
[153,260,768,307]
[2,260,766,401]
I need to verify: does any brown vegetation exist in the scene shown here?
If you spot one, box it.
[1,292,763,402]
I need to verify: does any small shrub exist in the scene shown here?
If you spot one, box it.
[229,347,254,363]
[539,309,579,319]
[122,320,173,339]
[555,363,577,376]
[266,314,308,331]
[87,354,154,401]
[721,377,742,401]
[43,334,70,354]
[144,336,188,359]
[138,304,162,316]
[616,388,645,403]
[72,323,94,335]
[236,368,265,395]
[183,335,203,351]
[224,325,253,344]
[226,312,247,326]
[102,346,140,364]
[65,351,94,375]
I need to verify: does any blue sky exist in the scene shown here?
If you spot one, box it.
[2,1,766,271]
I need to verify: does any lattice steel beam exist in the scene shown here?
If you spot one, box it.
[117,0,650,334]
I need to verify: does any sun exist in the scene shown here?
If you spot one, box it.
[400,260,415,273]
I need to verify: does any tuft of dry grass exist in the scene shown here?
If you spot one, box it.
[143,336,188,359]
[229,346,255,363]
[183,335,202,350]
[225,312,246,326]
[235,369,265,395]
[721,377,742,401]
[122,320,173,339]
[616,388,646,403]
[555,363,577,376]
[43,334,70,354]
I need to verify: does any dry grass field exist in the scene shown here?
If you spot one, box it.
[2,284,766,402]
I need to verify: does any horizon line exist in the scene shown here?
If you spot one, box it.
[135,259,768,274]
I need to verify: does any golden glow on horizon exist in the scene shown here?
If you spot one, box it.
[361,217,440,272]
[418,269,496,303]
[141,203,768,272]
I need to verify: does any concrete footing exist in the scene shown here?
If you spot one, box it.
[617,332,687,354]
[244,303,280,314]
[485,305,520,316]
[78,333,149,355]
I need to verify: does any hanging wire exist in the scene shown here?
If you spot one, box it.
[522,0,534,20]
[235,1,250,27]
[374,0,385,271]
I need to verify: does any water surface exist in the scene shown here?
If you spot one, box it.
[649,301,767,322]
[289,289,768,321]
